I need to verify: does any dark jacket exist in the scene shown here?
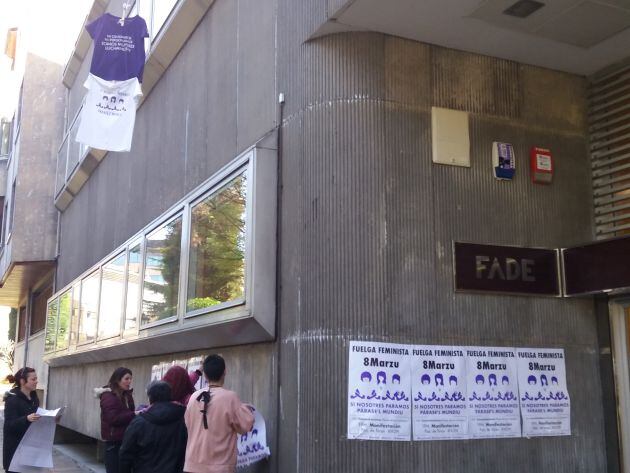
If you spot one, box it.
[96,387,135,442]
[119,401,187,473]
[2,388,39,471]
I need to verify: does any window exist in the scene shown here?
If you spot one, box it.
[56,290,72,351]
[187,172,247,313]
[17,306,26,342]
[99,253,126,339]
[125,242,142,331]
[0,119,11,157]
[8,180,16,239]
[79,271,100,343]
[136,0,178,42]
[31,286,52,335]
[44,298,58,353]
[71,282,81,344]
[141,215,182,325]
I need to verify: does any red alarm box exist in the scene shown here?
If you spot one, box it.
[530,147,553,184]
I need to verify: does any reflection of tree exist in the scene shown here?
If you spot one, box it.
[187,175,247,311]
[45,301,58,352]
[142,218,182,323]
[56,292,71,350]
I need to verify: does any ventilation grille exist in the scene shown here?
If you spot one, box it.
[589,64,630,239]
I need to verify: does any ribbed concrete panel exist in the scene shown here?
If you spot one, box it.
[432,47,521,119]
[278,1,604,467]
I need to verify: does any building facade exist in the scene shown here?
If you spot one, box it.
[6,0,630,472]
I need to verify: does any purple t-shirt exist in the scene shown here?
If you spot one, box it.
[86,13,149,82]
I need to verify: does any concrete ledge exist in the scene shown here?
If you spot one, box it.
[54,444,105,473]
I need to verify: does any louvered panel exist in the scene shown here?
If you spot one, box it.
[590,65,630,239]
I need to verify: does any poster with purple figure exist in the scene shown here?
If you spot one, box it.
[411,345,468,440]
[347,341,412,441]
[465,347,521,438]
[516,348,570,437]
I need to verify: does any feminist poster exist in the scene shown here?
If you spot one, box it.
[465,347,521,438]
[411,345,468,440]
[347,341,412,441]
[237,407,271,468]
[516,348,570,437]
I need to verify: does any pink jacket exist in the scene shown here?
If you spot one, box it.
[184,387,254,473]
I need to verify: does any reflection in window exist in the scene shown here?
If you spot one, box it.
[187,173,247,312]
[99,253,126,339]
[79,271,100,343]
[152,0,178,38]
[142,216,182,325]
[125,243,142,331]
[56,290,71,351]
[71,283,80,345]
[44,299,58,353]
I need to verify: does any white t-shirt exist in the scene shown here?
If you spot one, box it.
[75,73,142,152]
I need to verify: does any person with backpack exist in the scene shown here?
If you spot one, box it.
[119,381,187,473]
[184,354,254,473]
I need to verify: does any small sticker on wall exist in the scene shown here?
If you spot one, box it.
[493,142,516,180]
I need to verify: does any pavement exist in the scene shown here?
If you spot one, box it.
[0,408,103,472]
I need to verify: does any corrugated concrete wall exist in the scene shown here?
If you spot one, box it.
[276,25,605,472]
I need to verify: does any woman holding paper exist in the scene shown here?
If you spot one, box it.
[95,367,136,473]
[2,367,40,473]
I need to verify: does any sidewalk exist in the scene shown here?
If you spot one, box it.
[0,409,99,472]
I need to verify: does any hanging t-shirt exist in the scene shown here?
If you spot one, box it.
[75,74,142,152]
[86,13,149,82]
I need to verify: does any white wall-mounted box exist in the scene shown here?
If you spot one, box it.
[431,107,470,167]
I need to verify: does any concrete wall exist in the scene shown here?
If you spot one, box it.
[47,343,277,471]
[12,53,63,263]
[276,25,604,473]
[56,0,277,288]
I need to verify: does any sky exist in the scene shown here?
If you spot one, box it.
[0,0,93,118]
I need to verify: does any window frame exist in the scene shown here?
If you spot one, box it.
[184,166,250,319]
[97,251,127,341]
[45,146,276,362]
[55,289,73,352]
[140,210,184,330]
[44,297,59,354]
[77,269,102,346]
[123,237,144,337]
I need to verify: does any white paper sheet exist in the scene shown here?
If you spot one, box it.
[516,348,570,437]
[347,341,412,441]
[237,407,271,468]
[9,407,65,472]
[411,345,468,440]
[465,347,521,439]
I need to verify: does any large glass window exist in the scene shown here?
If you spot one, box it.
[141,215,182,325]
[187,172,247,313]
[56,290,71,351]
[44,299,58,353]
[125,242,142,331]
[71,282,81,345]
[79,271,100,343]
[99,253,126,339]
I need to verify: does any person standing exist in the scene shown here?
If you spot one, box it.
[119,381,187,473]
[162,365,201,406]
[184,354,254,473]
[95,367,136,473]
[2,367,40,472]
